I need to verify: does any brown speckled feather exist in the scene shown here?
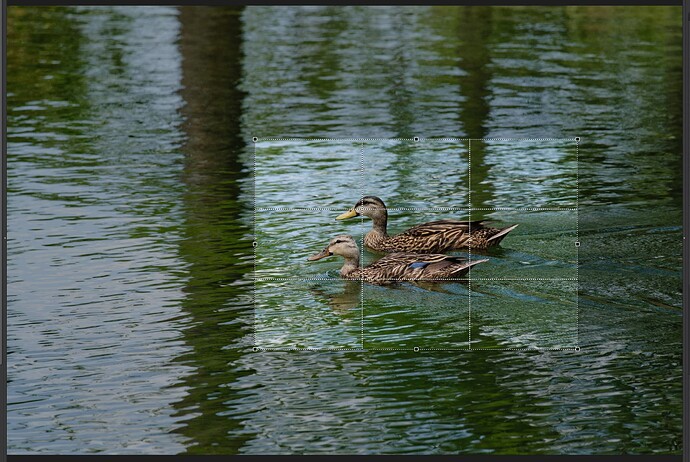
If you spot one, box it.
[349,253,488,284]
[366,220,511,252]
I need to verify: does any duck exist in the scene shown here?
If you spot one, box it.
[336,196,518,252]
[307,235,487,284]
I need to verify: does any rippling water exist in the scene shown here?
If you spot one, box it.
[7,5,682,454]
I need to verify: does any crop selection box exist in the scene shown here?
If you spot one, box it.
[468,210,578,280]
[254,208,367,280]
[254,279,363,350]
[469,280,579,350]
[468,138,578,209]
[252,137,579,352]
[360,139,468,208]
[363,282,471,351]
[254,139,362,210]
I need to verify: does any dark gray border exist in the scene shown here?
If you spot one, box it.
[3,0,684,5]
[3,457,686,461]
[682,0,690,462]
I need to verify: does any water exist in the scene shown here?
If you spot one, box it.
[7,5,683,454]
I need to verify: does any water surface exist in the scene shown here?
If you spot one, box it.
[7,5,683,454]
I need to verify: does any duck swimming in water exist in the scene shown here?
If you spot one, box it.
[307,235,487,284]
[336,196,518,252]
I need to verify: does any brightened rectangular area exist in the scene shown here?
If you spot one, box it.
[469,280,579,350]
[254,279,363,350]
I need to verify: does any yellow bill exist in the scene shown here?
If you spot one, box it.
[336,209,358,220]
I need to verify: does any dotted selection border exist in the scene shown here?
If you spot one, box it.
[251,136,580,352]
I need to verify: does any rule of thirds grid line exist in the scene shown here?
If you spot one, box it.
[255,277,579,282]
[360,142,365,349]
[571,136,581,351]
[255,137,579,142]
[468,139,472,350]
[252,347,580,352]
[252,140,257,348]
[256,207,577,212]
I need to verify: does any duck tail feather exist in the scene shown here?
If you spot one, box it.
[486,224,519,243]
[466,258,489,268]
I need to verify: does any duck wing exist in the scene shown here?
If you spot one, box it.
[402,219,488,236]
[362,253,487,281]
[385,220,487,252]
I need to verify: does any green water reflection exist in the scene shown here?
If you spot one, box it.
[7,5,682,455]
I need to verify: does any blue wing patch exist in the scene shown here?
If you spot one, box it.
[409,262,429,269]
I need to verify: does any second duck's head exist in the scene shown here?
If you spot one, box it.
[336,196,387,222]
[307,235,359,261]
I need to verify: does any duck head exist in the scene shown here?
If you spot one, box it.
[336,196,387,222]
[307,234,360,262]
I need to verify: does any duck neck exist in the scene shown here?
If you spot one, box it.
[340,255,360,278]
[370,212,388,236]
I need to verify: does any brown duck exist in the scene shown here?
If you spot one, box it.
[336,196,518,252]
[307,235,487,284]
